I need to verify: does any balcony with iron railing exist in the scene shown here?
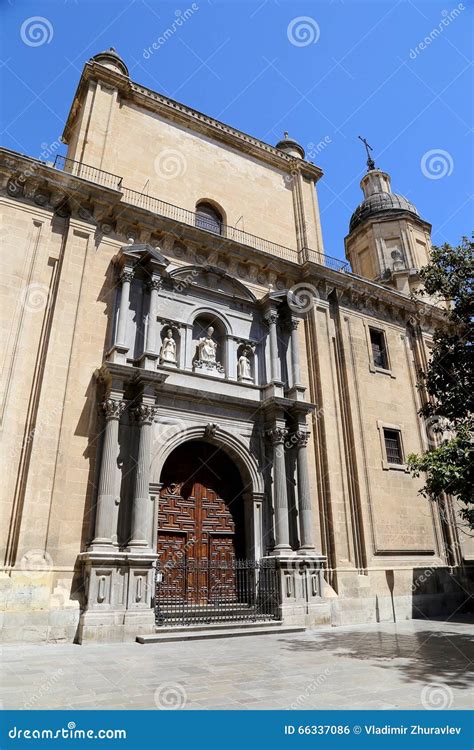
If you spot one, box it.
[54,155,123,191]
[53,155,350,272]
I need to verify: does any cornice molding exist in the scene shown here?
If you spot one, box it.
[62,62,323,182]
[344,209,432,243]
[0,146,443,330]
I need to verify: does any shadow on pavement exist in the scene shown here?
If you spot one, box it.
[281,626,474,690]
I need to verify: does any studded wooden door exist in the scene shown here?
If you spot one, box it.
[157,442,244,604]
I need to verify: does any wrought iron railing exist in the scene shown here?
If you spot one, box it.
[121,186,299,263]
[51,156,350,271]
[53,155,123,191]
[301,247,350,272]
[155,557,280,626]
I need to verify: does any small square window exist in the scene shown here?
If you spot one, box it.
[383,429,403,464]
[370,328,389,369]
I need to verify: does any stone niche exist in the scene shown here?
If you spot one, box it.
[192,314,226,378]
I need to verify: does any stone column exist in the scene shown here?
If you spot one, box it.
[266,427,293,555]
[92,397,126,547]
[265,309,280,383]
[294,430,316,554]
[226,336,237,380]
[289,317,301,387]
[144,277,161,355]
[184,324,194,370]
[115,266,134,347]
[129,402,157,549]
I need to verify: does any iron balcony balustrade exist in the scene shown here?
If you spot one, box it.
[53,155,123,191]
[53,155,350,272]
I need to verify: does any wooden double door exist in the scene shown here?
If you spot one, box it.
[157,441,245,603]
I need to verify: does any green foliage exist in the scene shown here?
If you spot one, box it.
[408,236,473,527]
[407,425,473,527]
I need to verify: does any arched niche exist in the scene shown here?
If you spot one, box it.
[192,313,226,375]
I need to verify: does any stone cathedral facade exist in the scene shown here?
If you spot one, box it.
[0,49,471,643]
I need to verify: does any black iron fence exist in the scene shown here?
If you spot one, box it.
[53,155,123,191]
[155,558,281,626]
[51,156,351,272]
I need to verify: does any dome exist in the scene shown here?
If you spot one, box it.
[275,132,305,159]
[90,47,129,77]
[349,192,419,232]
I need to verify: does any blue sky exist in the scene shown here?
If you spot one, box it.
[1,0,472,261]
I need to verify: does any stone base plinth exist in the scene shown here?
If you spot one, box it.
[77,549,157,643]
[264,554,329,628]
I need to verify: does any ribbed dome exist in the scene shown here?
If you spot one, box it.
[349,192,419,232]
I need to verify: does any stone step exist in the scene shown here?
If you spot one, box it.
[152,620,284,634]
[156,607,258,620]
[137,622,305,643]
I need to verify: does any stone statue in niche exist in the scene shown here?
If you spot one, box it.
[159,328,177,365]
[193,325,224,377]
[198,326,218,364]
[238,347,253,382]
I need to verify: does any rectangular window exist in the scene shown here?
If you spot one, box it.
[370,328,388,369]
[383,429,403,464]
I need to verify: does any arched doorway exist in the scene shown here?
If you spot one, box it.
[157,440,245,605]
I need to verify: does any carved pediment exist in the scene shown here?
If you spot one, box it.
[169,265,257,302]
[119,242,169,268]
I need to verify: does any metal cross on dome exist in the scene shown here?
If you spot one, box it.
[358,135,376,171]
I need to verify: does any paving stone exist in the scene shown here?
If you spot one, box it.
[1,619,472,710]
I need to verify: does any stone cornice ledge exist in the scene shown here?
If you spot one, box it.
[63,62,323,182]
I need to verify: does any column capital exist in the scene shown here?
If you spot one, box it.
[293,429,310,448]
[133,403,158,426]
[264,309,279,326]
[100,398,126,421]
[266,426,288,445]
[120,266,135,284]
[146,276,162,293]
[290,316,301,331]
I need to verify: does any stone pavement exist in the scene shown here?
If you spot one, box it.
[1,618,472,710]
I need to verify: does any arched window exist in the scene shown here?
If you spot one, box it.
[195,202,222,235]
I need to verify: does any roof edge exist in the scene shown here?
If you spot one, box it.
[62,61,323,182]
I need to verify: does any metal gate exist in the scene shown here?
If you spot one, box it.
[155,558,280,626]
